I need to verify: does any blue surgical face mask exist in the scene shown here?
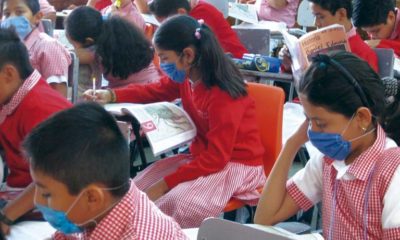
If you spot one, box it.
[160,62,186,83]
[0,16,33,40]
[307,113,374,161]
[34,183,127,234]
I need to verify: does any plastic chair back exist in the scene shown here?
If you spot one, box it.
[68,51,79,104]
[247,83,284,176]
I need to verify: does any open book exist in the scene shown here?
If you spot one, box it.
[105,102,196,156]
[281,24,350,80]
[228,2,258,24]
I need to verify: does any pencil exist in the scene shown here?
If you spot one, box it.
[92,76,96,97]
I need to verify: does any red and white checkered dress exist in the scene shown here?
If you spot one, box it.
[287,126,400,239]
[53,181,189,240]
[134,154,266,228]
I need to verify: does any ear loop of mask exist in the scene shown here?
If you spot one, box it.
[35,181,130,228]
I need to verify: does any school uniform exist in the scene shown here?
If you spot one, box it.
[114,76,266,228]
[256,0,299,28]
[347,27,379,73]
[376,8,400,56]
[189,1,248,58]
[286,126,400,239]
[101,2,146,31]
[53,181,189,240]
[25,28,71,86]
[0,70,71,188]
[105,62,162,89]
[39,0,56,16]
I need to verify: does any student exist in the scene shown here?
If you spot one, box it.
[1,0,72,98]
[149,0,248,58]
[0,28,71,234]
[241,0,299,28]
[254,51,400,239]
[65,6,161,91]
[353,0,400,56]
[87,0,146,31]
[309,0,379,72]
[22,103,189,240]
[84,15,266,228]
[38,0,56,23]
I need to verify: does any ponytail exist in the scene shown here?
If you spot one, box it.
[154,15,247,98]
[65,6,153,80]
[96,16,153,79]
[383,89,400,145]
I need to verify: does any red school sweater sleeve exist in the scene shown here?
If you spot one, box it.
[164,90,249,188]
[377,39,400,57]
[114,76,181,103]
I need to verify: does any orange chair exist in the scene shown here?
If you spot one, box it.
[223,82,285,212]
[144,23,160,68]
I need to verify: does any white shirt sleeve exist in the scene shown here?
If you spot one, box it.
[290,152,324,205]
[47,75,68,84]
[382,164,400,228]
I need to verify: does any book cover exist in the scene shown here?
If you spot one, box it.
[105,102,196,156]
[281,24,350,80]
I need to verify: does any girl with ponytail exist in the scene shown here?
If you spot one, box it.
[85,15,266,228]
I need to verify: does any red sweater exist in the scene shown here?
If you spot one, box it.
[377,9,400,56]
[114,77,264,188]
[377,40,400,57]
[348,33,379,73]
[189,1,248,58]
[0,79,71,187]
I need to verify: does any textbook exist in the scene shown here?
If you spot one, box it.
[228,2,258,24]
[281,24,350,80]
[105,102,196,156]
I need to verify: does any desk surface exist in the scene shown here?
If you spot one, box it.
[240,69,293,81]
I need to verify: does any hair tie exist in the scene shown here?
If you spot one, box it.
[312,54,331,69]
[194,19,204,40]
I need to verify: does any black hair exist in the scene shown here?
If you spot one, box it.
[65,6,153,79]
[298,51,400,140]
[5,0,40,15]
[383,91,400,145]
[0,27,33,79]
[308,0,352,18]
[353,0,396,27]
[65,6,103,46]
[154,15,247,98]
[23,103,130,197]
[149,0,190,18]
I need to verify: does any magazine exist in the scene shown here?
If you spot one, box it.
[228,2,258,24]
[281,24,350,80]
[105,102,196,156]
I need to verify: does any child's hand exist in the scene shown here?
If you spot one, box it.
[146,180,169,202]
[0,222,10,235]
[288,120,309,147]
[365,39,381,48]
[278,45,292,72]
[83,89,112,104]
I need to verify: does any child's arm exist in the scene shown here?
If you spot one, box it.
[74,47,95,65]
[253,122,308,225]
[134,0,149,13]
[267,0,288,9]
[1,183,35,235]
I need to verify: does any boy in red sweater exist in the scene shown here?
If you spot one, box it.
[353,0,400,56]
[149,0,248,58]
[0,28,71,234]
[308,0,379,72]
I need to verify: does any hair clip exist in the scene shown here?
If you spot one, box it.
[194,19,205,40]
